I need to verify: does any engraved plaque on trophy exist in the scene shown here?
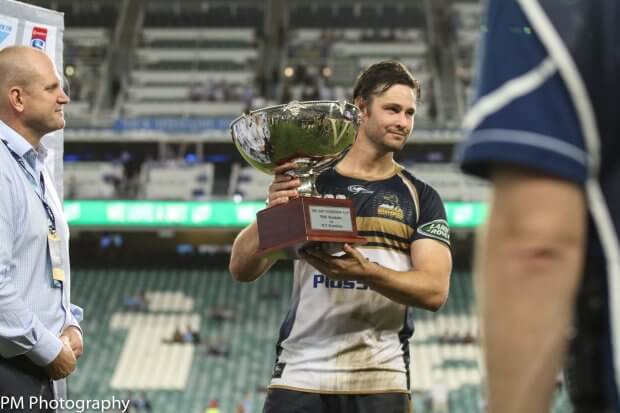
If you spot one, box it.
[230,100,367,259]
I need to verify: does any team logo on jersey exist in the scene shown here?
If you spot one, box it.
[31,26,48,50]
[377,194,404,221]
[417,219,450,245]
[347,184,373,195]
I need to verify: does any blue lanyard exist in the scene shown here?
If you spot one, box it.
[1,139,57,233]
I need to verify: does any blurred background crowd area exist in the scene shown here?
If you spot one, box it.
[13,0,572,412]
[30,0,481,203]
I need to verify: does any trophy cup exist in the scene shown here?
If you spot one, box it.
[230,100,367,259]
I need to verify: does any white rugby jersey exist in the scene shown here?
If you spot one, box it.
[269,164,450,393]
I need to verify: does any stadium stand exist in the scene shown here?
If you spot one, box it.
[411,271,482,411]
[25,0,119,28]
[452,1,483,105]
[121,3,265,119]
[129,28,257,103]
[124,29,259,117]
[228,164,272,201]
[406,163,490,202]
[68,269,292,413]
[283,27,434,123]
[141,161,216,200]
[67,269,571,413]
[143,3,264,29]
[289,4,425,29]
[63,161,122,199]
[63,28,110,114]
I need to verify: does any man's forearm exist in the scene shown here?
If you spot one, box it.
[481,170,586,413]
[0,273,64,365]
[363,265,448,310]
[301,240,451,310]
[363,239,451,310]
[229,222,275,282]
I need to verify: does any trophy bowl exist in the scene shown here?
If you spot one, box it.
[230,100,367,259]
[230,100,359,195]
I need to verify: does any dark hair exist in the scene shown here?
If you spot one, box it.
[352,60,421,104]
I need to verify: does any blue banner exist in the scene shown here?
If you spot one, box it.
[113,117,235,133]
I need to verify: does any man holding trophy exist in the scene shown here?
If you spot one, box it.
[229,60,452,413]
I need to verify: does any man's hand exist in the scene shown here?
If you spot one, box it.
[61,325,83,359]
[300,243,376,281]
[229,162,299,282]
[45,337,76,380]
[267,162,300,207]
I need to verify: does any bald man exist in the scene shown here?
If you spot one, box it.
[0,46,83,411]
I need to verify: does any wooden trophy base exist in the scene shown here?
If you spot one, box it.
[256,196,367,259]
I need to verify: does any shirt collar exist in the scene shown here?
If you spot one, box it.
[0,121,48,165]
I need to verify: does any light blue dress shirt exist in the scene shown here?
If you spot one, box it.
[0,121,82,367]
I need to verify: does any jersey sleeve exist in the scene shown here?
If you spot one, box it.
[457,0,587,185]
[412,183,450,247]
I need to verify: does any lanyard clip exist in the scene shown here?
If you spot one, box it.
[48,227,59,241]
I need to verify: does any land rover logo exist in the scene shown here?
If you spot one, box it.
[418,219,450,244]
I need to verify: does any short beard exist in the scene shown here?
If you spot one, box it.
[365,131,405,154]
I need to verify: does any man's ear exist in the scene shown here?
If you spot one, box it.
[8,87,25,113]
[354,97,368,119]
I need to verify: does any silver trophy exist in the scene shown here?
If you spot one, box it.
[230,100,367,258]
[231,100,359,195]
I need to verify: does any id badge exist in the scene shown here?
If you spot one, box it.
[48,230,65,287]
